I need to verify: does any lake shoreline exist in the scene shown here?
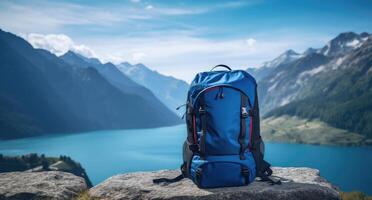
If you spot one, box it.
[1,125,371,195]
[1,124,371,147]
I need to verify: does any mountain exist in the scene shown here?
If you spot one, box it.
[258,52,330,113]
[261,49,302,69]
[61,51,180,121]
[266,36,372,139]
[303,48,317,56]
[116,62,189,114]
[246,49,302,81]
[61,51,142,92]
[0,29,180,139]
[252,31,371,142]
[256,32,371,114]
[248,32,369,83]
[61,51,168,101]
[318,31,370,57]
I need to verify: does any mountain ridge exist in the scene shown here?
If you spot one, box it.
[116,62,189,114]
[61,51,182,121]
[246,49,302,81]
[265,37,372,138]
[251,31,372,141]
[0,29,181,139]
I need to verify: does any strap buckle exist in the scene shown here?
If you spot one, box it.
[187,107,193,114]
[241,167,249,175]
[195,168,203,187]
[241,166,250,185]
[242,107,255,117]
[263,167,273,177]
[199,107,206,115]
[241,107,248,118]
[188,144,199,152]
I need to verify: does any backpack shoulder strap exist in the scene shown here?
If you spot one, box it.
[153,164,186,184]
[251,86,280,185]
[153,173,184,184]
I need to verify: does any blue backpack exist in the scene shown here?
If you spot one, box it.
[154,65,279,188]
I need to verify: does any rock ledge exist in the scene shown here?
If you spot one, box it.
[0,171,87,200]
[89,167,340,200]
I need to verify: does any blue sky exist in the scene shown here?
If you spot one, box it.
[0,0,371,82]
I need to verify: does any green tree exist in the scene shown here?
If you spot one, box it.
[42,160,49,170]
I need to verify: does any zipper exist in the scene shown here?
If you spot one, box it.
[192,84,251,108]
[249,116,253,150]
[176,103,187,119]
[214,87,224,100]
[197,160,248,171]
[192,84,254,153]
[192,114,197,144]
[219,87,224,99]
[176,103,187,110]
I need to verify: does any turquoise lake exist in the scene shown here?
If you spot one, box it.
[0,125,371,194]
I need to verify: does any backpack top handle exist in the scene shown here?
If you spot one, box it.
[210,64,232,71]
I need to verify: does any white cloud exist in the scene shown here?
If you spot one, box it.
[0,1,245,34]
[0,2,133,34]
[0,1,259,34]
[83,32,328,82]
[72,45,97,58]
[245,38,256,47]
[145,5,154,10]
[151,6,207,15]
[22,33,97,58]
[19,30,329,82]
[143,1,256,16]
[131,52,147,61]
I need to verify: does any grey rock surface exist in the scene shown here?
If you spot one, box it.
[89,167,340,200]
[0,171,87,200]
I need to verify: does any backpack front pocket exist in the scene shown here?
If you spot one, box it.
[190,153,256,188]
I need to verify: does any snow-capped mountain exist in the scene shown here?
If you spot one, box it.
[254,31,371,139]
[258,52,330,112]
[117,62,189,115]
[248,32,370,83]
[318,32,370,57]
[262,49,302,68]
[303,47,317,56]
[246,49,302,81]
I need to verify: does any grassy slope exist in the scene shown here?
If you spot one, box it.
[261,115,372,146]
[341,192,372,200]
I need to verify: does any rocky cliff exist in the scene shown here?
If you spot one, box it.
[0,167,340,200]
[0,171,87,200]
[89,167,340,200]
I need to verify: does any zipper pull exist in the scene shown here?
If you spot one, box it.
[176,103,187,110]
[214,87,221,100]
[219,87,224,99]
